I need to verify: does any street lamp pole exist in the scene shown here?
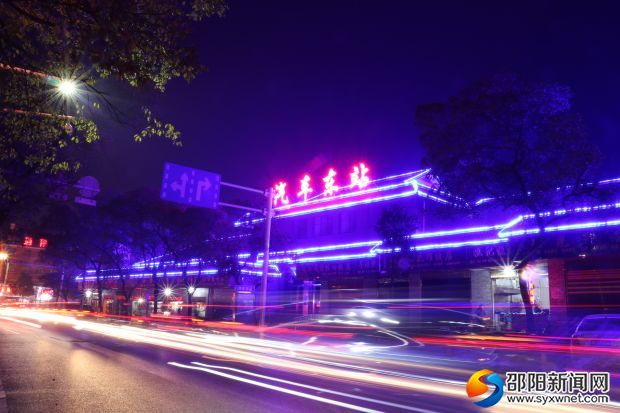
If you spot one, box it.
[259,188,274,329]
[0,252,9,301]
[216,181,275,328]
[3,260,10,288]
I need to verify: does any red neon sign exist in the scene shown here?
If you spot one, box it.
[23,236,33,247]
[39,238,48,248]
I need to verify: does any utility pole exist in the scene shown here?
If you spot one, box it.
[160,163,276,328]
[218,181,274,329]
[259,188,274,328]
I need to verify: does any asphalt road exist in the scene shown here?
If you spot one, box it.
[0,316,617,413]
[0,319,319,413]
[0,317,463,413]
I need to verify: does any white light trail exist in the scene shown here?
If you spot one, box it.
[0,316,41,329]
[187,362,437,413]
[0,309,617,413]
[168,362,382,413]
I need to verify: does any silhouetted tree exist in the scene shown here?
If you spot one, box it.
[14,272,34,298]
[0,1,227,224]
[40,203,121,312]
[376,204,417,281]
[107,189,227,315]
[416,74,601,331]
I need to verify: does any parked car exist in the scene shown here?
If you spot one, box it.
[570,314,620,370]
[571,314,620,347]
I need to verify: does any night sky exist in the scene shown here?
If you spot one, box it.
[85,0,620,199]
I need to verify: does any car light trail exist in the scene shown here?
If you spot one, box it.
[413,336,620,356]
[182,362,437,413]
[0,316,42,329]
[0,308,466,396]
[168,361,383,413]
[0,309,617,413]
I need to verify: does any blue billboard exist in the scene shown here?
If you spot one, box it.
[160,162,220,209]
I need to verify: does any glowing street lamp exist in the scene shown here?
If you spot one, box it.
[57,79,77,97]
[163,287,173,297]
[187,286,196,295]
[84,289,93,298]
[501,265,517,278]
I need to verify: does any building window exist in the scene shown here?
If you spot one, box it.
[295,219,308,238]
[340,212,356,233]
[319,216,332,235]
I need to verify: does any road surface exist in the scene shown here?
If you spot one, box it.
[0,312,617,413]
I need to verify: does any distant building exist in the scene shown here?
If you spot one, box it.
[1,222,54,299]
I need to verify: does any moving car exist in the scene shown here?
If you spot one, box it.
[266,302,497,365]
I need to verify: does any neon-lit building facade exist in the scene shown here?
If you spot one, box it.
[76,165,620,330]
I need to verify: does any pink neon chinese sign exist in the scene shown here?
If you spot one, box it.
[273,181,289,206]
[323,168,339,196]
[297,175,313,202]
[350,163,369,189]
[273,162,371,206]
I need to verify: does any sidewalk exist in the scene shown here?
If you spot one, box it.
[0,376,8,413]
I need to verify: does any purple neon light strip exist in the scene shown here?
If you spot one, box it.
[275,187,460,219]
[235,169,456,226]
[263,213,620,264]
[296,252,377,263]
[78,197,620,279]
[278,189,421,219]
[414,237,508,251]
[411,225,502,239]
[261,240,382,256]
[293,238,509,264]
[117,209,620,273]
[76,267,282,281]
[500,218,620,238]
[521,202,620,220]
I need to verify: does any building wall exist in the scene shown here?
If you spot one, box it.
[273,196,426,247]
[0,242,53,297]
[470,269,492,307]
